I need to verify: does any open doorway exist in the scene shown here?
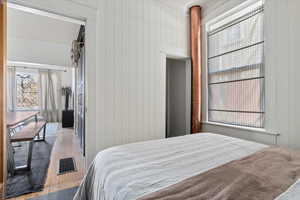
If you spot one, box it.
[5,4,86,199]
[166,58,191,138]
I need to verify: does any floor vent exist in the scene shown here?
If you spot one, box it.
[58,157,76,175]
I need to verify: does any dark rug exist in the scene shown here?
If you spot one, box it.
[28,187,78,200]
[5,123,59,198]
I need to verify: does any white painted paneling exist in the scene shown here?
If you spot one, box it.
[201,0,300,150]
[9,0,300,166]
[95,0,189,152]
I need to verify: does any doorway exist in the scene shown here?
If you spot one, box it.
[166,58,191,138]
[4,3,86,199]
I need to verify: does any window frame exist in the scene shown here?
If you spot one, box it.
[205,0,265,129]
[15,69,40,111]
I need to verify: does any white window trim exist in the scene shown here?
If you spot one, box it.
[15,108,40,112]
[205,0,264,32]
[15,70,40,111]
[202,121,280,136]
[204,0,265,130]
[7,3,86,25]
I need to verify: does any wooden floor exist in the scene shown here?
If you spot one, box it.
[8,126,85,200]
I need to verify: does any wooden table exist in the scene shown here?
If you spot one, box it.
[7,111,39,128]
[6,111,40,174]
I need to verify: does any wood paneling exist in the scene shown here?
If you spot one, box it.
[190,6,202,133]
[0,0,7,198]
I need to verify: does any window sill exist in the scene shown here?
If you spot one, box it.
[15,109,40,112]
[202,121,279,137]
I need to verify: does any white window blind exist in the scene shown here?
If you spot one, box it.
[207,2,264,128]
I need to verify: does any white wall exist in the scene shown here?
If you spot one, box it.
[9,0,189,165]
[61,68,74,88]
[61,68,75,109]
[201,0,300,149]
[94,0,189,155]
[10,0,300,166]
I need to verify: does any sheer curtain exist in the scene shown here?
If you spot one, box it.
[7,67,16,112]
[39,70,62,122]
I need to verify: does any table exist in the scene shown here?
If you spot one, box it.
[7,111,39,128]
[6,111,40,175]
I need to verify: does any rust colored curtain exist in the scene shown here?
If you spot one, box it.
[190,6,202,133]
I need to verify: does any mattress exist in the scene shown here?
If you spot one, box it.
[74,133,268,200]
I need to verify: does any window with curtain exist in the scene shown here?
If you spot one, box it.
[15,70,40,110]
[207,1,264,128]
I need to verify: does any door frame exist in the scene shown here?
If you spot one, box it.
[0,0,7,198]
[166,58,192,137]
[74,26,86,156]
[2,1,97,198]
[6,0,97,166]
[161,51,191,137]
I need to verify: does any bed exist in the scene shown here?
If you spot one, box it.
[74,133,300,200]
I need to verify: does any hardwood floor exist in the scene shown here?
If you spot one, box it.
[8,125,85,200]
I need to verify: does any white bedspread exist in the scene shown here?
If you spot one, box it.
[275,179,300,200]
[74,133,267,200]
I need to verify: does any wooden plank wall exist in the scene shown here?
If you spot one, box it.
[0,0,6,198]
[190,6,202,133]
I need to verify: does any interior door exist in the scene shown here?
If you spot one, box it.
[0,0,7,197]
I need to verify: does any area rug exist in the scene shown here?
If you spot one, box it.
[28,187,79,200]
[5,123,59,198]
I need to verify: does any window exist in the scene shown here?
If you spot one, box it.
[16,71,40,110]
[207,2,264,128]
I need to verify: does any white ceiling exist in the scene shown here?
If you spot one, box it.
[7,7,81,67]
[65,0,210,10]
[8,7,80,46]
[65,0,98,9]
[160,0,212,8]
[170,0,210,5]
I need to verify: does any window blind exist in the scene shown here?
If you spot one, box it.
[207,4,264,128]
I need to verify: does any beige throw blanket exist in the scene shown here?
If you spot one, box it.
[139,147,300,200]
